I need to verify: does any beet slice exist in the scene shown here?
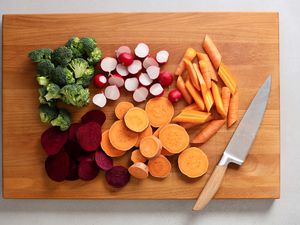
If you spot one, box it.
[78,160,99,181]
[41,127,68,155]
[68,123,82,141]
[64,140,83,160]
[45,151,70,182]
[76,122,102,152]
[81,110,106,126]
[105,166,130,188]
[66,158,79,181]
[78,152,95,163]
[95,151,113,171]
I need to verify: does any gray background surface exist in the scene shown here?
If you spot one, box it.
[0,0,299,224]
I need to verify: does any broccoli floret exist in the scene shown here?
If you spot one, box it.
[80,37,96,54]
[39,104,58,123]
[44,83,61,101]
[60,84,89,107]
[28,48,53,62]
[76,66,94,87]
[87,47,102,65]
[37,60,55,76]
[66,36,81,48]
[52,46,73,66]
[66,36,84,58]
[38,87,56,107]
[51,108,71,131]
[36,75,50,86]
[52,66,75,86]
[69,58,89,78]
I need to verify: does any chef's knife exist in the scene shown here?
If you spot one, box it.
[193,75,272,211]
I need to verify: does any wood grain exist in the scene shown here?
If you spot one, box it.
[2,13,280,199]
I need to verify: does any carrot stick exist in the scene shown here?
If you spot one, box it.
[193,63,214,111]
[211,81,226,117]
[184,59,201,91]
[175,48,197,76]
[227,91,239,127]
[185,79,205,111]
[218,62,237,94]
[177,76,193,104]
[181,103,200,112]
[221,87,231,115]
[197,52,218,81]
[178,122,200,129]
[202,35,222,70]
[173,110,212,124]
[191,119,225,144]
[198,60,212,89]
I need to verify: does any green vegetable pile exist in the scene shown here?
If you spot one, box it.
[28,36,102,131]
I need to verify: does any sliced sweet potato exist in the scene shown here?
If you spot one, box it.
[115,101,134,120]
[41,127,68,155]
[76,122,102,152]
[128,162,149,179]
[109,120,139,151]
[131,149,147,163]
[81,110,106,126]
[140,135,162,159]
[159,124,189,154]
[95,151,113,171]
[153,126,164,137]
[101,130,126,157]
[145,97,174,128]
[124,107,149,132]
[178,147,208,178]
[105,166,130,188]
[135,125,153,147]
[148,155,171,178]
[161,148,174,156]
[45,151,70,182]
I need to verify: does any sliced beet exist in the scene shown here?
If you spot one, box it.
[66,158,79,181]
[78,152,95,163]
[81,110,106,126]
[41,127,68,155]
[78,160,99,181]
[64,140,83,160]
[45,151,70,182]
[105,166,130,188]
[95,151,113,171]
[68,123,82,141]
[76,122,102,152]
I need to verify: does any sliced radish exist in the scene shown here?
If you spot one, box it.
[146,65,160,79]
[149,83,164,97]
[93,93,107,108]
[158,71,173,87]
[118,53,134,66]
[104,85,120,100]
[138,73,153,86]
[134,43,149,58]
[93,74,107,88]
[100,57,118,73]
[124,77,139,92]
[156,50,169,64]
[127,60,142,74]
[116,46,131,58]
[143,57,159,69]
[133,87,149,102]
[116,64,129,77]
[108,74,124,87]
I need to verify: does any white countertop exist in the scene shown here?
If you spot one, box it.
[1,0,299,224]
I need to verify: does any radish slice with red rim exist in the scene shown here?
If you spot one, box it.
[133,87,149,102]
[100,57,118,73]
[149,83,164,96]
[138,73,153,86]
[104,85,120,100]
[134,43,149,58]
[124,77,139,92]
[116,46,131,58]
[108,74,124,87]
[127,60,142,74]
[156,50,169,64]
[116,64,129,77]
[93,93,107,108]
[146,65,160,79]
[143,57,159,69]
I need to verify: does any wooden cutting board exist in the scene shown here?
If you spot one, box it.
[2,13,280,199]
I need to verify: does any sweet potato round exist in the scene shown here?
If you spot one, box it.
[115,101,134,119]
[101,130,126,157]
[124,107,149,132]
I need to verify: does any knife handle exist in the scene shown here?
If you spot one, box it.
[193,165,228,211]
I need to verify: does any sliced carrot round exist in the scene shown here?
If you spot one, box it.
[145,97,174,127]
[148,155,171,178]
[131,150,147,163]
[115,101,134,120]
[124,107,149,132]
[139,135,162,159]
[101,130,126,157]
[128,162,149,179]
[159,124,189,154]
[178,147,208,178]
[109,120,139,151]
[135,125,153,147]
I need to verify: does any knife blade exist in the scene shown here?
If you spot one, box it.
[193,75,271,211]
